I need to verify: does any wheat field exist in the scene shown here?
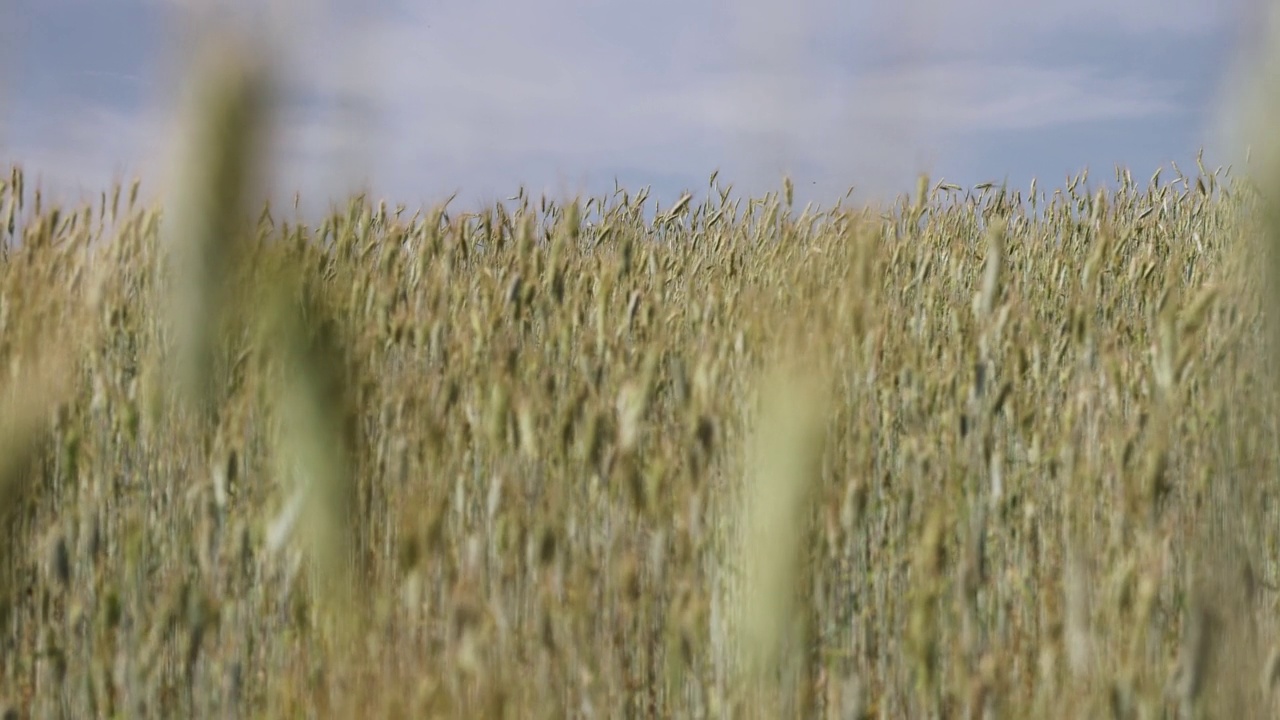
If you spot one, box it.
[4,30,1280,720]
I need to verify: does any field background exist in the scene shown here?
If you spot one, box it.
[5,23,1280,720]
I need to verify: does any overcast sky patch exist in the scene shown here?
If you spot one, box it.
[0,0,1263,212]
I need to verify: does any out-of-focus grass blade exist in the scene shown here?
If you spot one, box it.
[733,364,829,714]
[163,29,272,415]
[0,354,73,588]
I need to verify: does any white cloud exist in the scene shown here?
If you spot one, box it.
[4,0,1250,210]
[2,100,167,203]
[339,15,1160,189]
[850,63,1177,130]
[891,0,1243,60]
[243,2,1185,204]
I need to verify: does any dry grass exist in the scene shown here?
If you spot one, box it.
[3,29,1280,720]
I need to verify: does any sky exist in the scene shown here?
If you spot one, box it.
[0,0,1273,215]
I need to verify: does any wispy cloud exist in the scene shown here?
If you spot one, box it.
[1,0,1254,210]
[3,100,167,203]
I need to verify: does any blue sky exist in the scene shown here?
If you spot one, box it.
[0,0,1270,214]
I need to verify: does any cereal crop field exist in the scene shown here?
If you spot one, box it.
[4,35,1280,720]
